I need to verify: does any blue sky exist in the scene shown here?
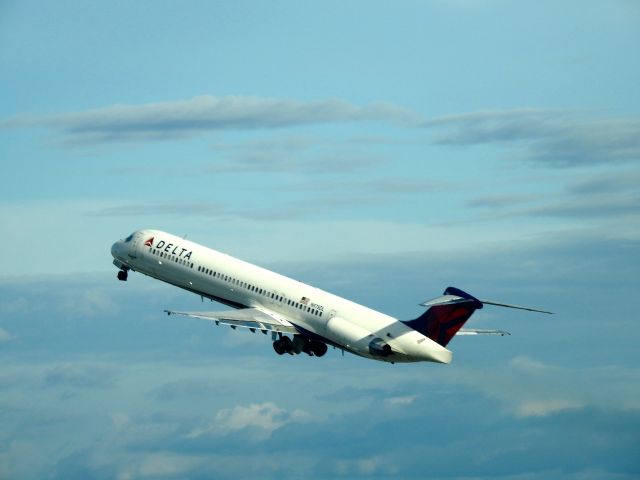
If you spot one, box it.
[1,1,639,479]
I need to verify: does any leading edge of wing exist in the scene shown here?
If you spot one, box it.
[164,307,299,334]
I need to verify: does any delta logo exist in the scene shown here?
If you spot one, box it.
[145,237,193,260]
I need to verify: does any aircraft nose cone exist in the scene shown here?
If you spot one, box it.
[111,241,123,259]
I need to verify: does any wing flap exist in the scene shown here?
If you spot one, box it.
[164,307,299,334]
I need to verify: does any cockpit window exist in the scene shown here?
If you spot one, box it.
[125,233,134,242]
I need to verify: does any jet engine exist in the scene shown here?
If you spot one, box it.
[325,317,392,357]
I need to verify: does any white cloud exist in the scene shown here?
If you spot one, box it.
[509,355,552,372]
[136,453,201,478]
[385,395,417,406]
[515,399,584,418]
[443,357,640,419]
[187,402,310,440]
[110,412,130,430]
[335,456,398,476]
[59,287,119,318]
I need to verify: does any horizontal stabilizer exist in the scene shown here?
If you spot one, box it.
[410,286,552,347]
[457,328,510,336]
[478,300,553,314]
[420,294,478,308]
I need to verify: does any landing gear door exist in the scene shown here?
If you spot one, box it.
[127,232,140,259]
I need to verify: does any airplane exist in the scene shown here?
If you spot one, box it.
[111,229,552,364]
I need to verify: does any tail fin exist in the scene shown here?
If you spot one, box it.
[403,287,483,347]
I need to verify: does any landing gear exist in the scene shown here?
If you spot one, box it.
[309,341,328,357]
[117,269,128,281]
[272,335,327,357]
[272,336,293,355]
[273,338,286,355]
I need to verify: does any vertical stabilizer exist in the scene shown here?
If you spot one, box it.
[403,287,483,347]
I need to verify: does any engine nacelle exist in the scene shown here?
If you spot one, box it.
[368,337,392,357]
[325,316,392,357]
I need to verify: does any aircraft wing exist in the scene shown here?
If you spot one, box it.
[164,307,299,335]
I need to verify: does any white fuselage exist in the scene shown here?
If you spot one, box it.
[111,229,452,363]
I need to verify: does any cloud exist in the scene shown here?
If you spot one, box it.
[42,363,117,389]
[207,151,383,175]
[92,202,229,218]
[526,193,640,219]
[0,327,13,342]
[516,399,584,418]
[2,95,422,145]
[466,168,640,222]
[135,453,202,478]
[335,456,398,476]
[88,175,448,223]
[467,193,541,209]
[187,402,310,440]
[152,379,232,402]
[385,395,417,406]
[7,99,638,171]
[423,109,640,167]
[207,134,386,174]
[1,230,638,479]
[566,170,640,195]
[442,356,640,422]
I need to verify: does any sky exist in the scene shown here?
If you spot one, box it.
[1,1,639,479]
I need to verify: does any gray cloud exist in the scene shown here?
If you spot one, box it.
[89,202,308,221]
[43,363,117,389]
[153,379,232,402]
[92,202,229,218]
[465,169,640,222]
[466,192,539,209]
[207,151,383,175]
[424,109,640,167]
[527,193,640,218]
[567,170,640,195]
[6,99,639,172]
[2,230,639,480]
[2,95,422,145]
[89,174,447,222]
[203,134,390,174]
